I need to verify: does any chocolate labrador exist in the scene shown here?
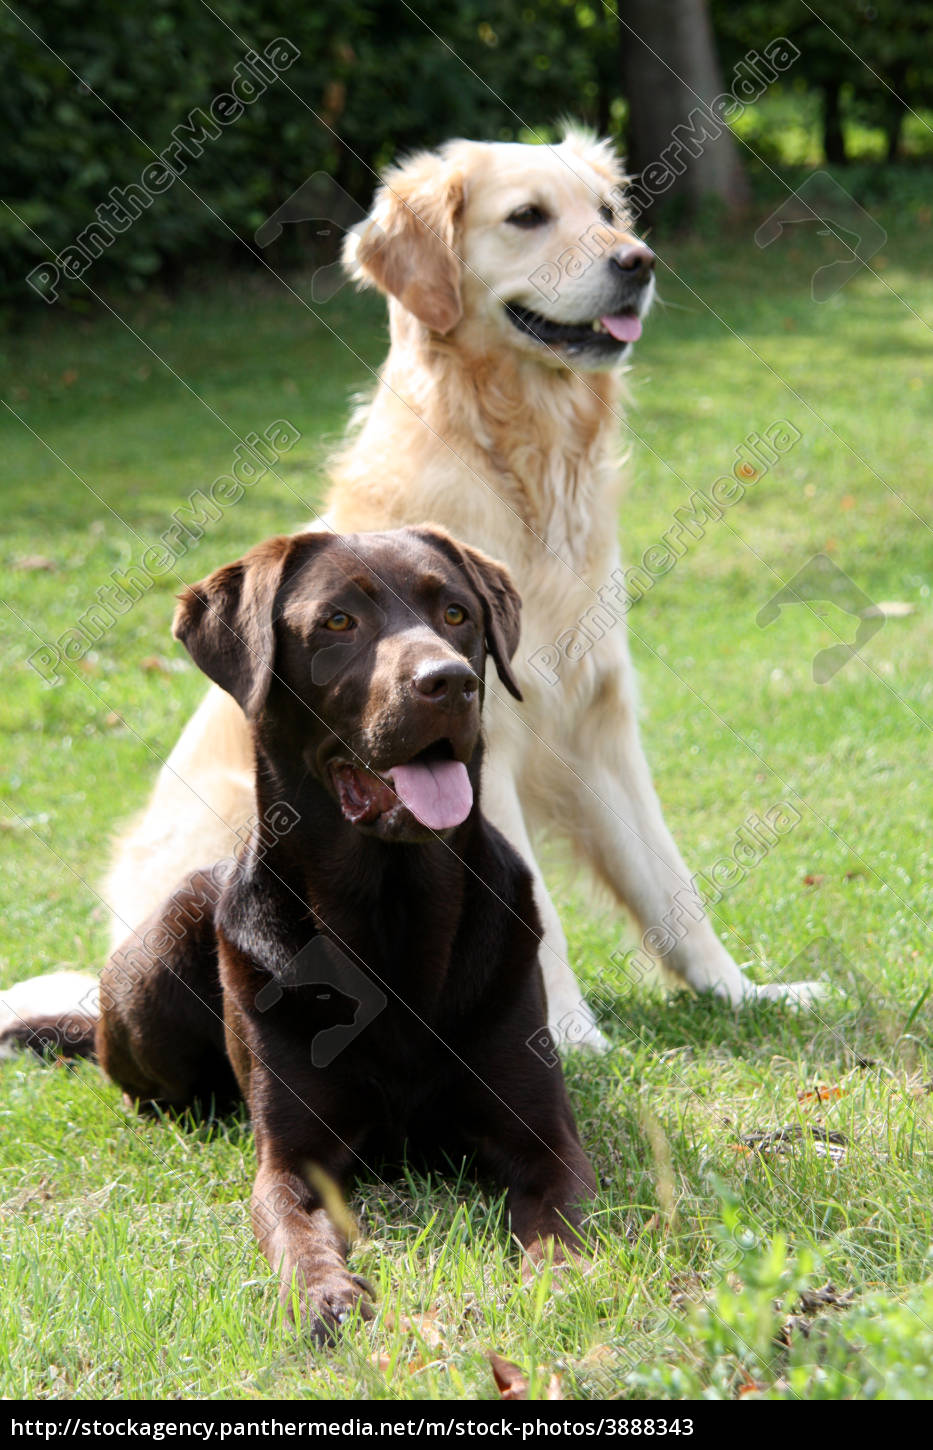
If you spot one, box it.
[94,526,595,1340]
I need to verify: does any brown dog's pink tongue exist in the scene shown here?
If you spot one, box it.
[600,313,642,342]
[390,759,473,829]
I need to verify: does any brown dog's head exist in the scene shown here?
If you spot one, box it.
[173,527,522,842]
[344,126,655,371]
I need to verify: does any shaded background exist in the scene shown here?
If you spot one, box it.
[2,0,932,309]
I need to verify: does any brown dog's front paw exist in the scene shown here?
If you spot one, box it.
[520,1236,591,1285]
[282,1269,375,1344]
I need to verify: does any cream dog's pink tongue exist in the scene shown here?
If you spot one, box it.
[600,313,642,342]
[390,760,473,829]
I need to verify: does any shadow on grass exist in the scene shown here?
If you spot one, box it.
[585,974,927,1071]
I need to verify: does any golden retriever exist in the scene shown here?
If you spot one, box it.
[106,128,815,1048]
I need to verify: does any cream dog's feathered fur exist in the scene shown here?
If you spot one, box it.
[106,131,815,1045]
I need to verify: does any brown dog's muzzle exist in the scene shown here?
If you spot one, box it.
[327,645,483,840]
[399,648,481,771]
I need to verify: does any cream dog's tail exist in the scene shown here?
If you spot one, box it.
[0,972,99,1060]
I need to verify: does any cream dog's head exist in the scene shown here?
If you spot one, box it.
[344,128,655,372]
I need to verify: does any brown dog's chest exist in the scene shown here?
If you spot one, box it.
[227,946,485,1165]
[221,898,488,1099]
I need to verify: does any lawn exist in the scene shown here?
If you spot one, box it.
[0,201,931,1401]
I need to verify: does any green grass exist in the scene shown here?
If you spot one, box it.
[1,203,931,1400]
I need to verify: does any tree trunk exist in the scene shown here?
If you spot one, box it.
[822,81,847,165]
[884,67,908,162]
[618,0,749,228]
[885,107,905,163]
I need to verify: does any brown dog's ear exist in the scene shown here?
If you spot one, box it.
[411,526,523,701]
[344,147,464,334]
[173,535,300,717]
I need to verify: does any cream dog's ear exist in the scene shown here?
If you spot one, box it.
[343,148,464,334]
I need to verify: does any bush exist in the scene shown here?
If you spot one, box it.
[0,0,611,309]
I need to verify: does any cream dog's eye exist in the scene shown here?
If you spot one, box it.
[444,604,467,625]
[325,612,355,632]
[599,203,614,224]
[506,204,548,229]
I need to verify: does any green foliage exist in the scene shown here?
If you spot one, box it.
[623,1194,819,1399]
[3,1,932,305]
[712,1,933,162]
[784,1281,933,1400]
[625,1198,933,1400]
[0,0,611,307]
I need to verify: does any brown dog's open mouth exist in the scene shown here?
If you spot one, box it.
[505,303,642,355]
[330,741,473,832]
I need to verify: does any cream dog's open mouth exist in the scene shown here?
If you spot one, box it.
[505,303,642,356]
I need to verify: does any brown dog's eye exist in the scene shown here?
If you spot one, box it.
[325,612,355,632]
[506,204,548,229]
[444,604,467,625]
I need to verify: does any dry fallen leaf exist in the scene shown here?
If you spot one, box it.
[140,655,172,674]
[798,1084,843,1104]
[383,1311,446,1351]
[408,1358,447,1378]
[487,1353,561,1401]
[579,1344,614,1367]
[487,1353,528,1400]
[803,873,826,887]
[13,555,57,572]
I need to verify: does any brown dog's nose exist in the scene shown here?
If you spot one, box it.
[609,244,655,284]
[412,658,477,705]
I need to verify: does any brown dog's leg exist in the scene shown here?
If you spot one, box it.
[504,1131,596,1273]
[461,1036,597,1271]
[97,871,235,1112]
[251,1154,374,1342]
